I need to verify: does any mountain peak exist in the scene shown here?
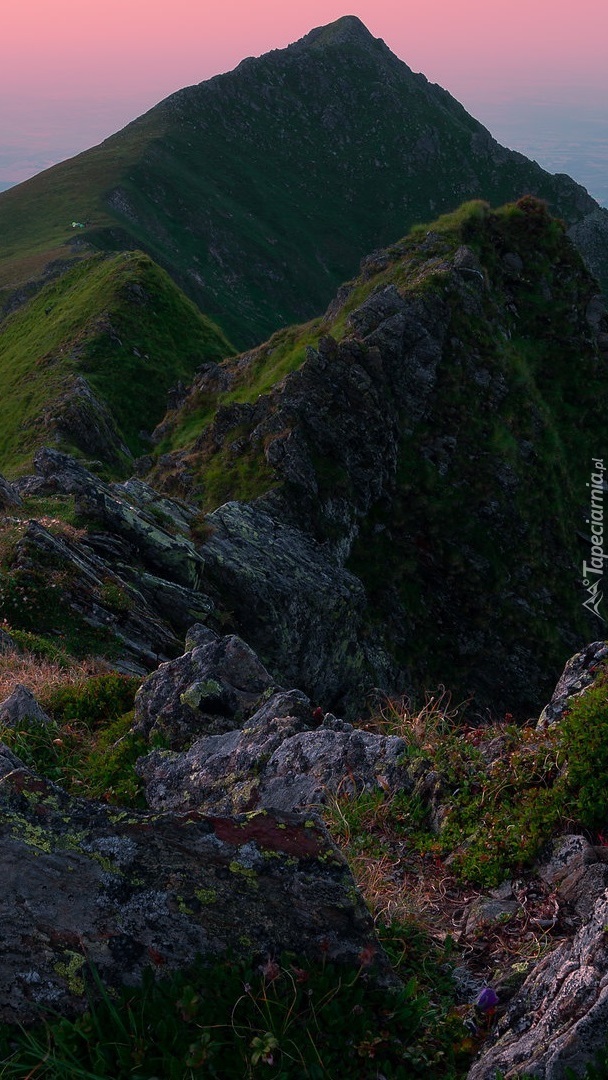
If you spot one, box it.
[295,15,379,51]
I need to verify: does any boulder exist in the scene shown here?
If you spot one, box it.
[133,627,276,748]
[538,641,608,728]
[0,685,52,728]
[0,752,387,1024]
[137,698,409,815]
[0,474,22,511]
[0,628,18,654]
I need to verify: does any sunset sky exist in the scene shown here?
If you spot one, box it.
[2,0,607,203]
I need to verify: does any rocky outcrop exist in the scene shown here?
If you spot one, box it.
[537,640,608,727]
[0,746,385,1024]
[132,626,277,748]
[468,882,608,1079]
[150,202,608,716]
[41,375,132,468]
[9,519,182,673]
[22,449,205,591]
[200,502,395,711]
[0,474,22,511]
[137,688,410,815]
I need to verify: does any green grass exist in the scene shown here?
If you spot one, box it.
[0,945,470,1079]
[0,673,148,806]
[0,251,232,474]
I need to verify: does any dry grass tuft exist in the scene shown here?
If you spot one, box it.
[0,647,110,703]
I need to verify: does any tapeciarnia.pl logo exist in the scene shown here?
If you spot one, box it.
[582,458,606,622]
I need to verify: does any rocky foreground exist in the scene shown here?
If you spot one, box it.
[1,605,608,1077]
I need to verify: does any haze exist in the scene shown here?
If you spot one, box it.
[2,0,607,205]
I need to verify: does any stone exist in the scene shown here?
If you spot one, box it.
[464,897,521,938]
[27,449,205,590]
[0,474,23,511]
[137,689,410,816]
[200,501,393,712]
[0,629,18,654]
[0,685,52,728]
[468,889,608,1079]
[537,641,608,727]
[0,758,387,1024]
[132,627,276,748]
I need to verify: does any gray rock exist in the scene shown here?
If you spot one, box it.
[0,474,23,511]
[201,502,389,711]
[468,889,608,1079]
[137,691,409,816]
[29,449,205,590]
[537,835,608,919]
[538,641,608,727]
[133,628,276,748]
[0,761,386,1024]
[43,375,132,467]
[13,520,180,672]
[464,897,521,938]
[0,685,52,728]
[0,628,18,654]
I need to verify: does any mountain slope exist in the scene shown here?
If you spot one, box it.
[0,251,232,475]
[1,16,607,348]
[149,198,608,713]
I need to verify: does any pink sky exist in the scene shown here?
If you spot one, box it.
[2,0,608,198]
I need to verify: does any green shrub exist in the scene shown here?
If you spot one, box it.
[561,673,608,831]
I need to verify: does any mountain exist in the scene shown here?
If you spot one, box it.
[149,197,608,714]
[1,15,608,349]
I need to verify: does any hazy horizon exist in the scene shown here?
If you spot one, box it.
[2,2,607,206]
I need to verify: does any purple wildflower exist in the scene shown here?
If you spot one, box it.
[476,987,499,1012]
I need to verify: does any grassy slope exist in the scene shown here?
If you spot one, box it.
[0,251,232,475]
[0,19,601,350]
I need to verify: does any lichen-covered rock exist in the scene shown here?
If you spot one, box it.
[24,449,205,590]
[133,627,276,748]
[0,685,52,728]
[11,520,181,673]
[468,889,608,1079]
[537,640,608,727]
[537,835,608,921]
[200,501,395,711]
[0,756,387,1024]
[137,693,410,815]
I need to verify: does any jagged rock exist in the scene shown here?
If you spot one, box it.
[200,502,394,711]
[137,693,409,815]
[468,888,608,1079]
[23,449,205,590]
[0,685,52,727]
[133,627,276,748]
[537,641,608,727]
[0,474,22,511]
[43,375,132,467]
[12,520,181,672]
[0,755,385,1024]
